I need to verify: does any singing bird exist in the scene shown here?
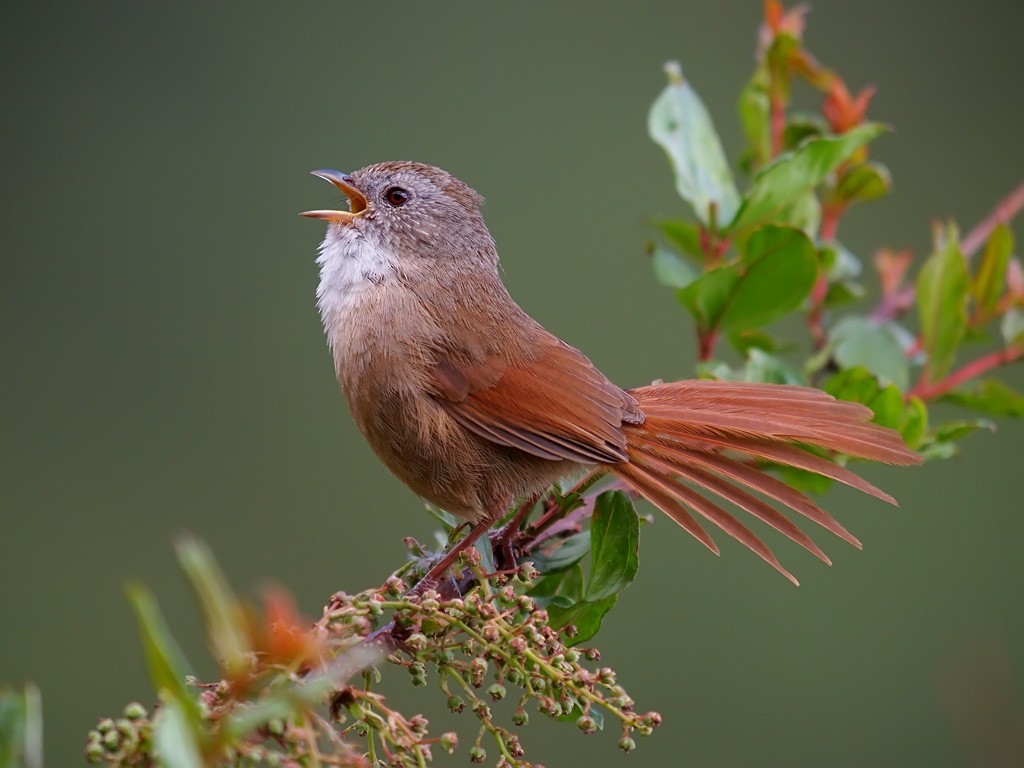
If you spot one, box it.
[303,161,920,584]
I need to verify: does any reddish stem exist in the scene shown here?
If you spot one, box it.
[698,329,718,361]
[770,91,786,157]
[960,181,1024,258]
[806,203,845,348]
[908,345,1023,401]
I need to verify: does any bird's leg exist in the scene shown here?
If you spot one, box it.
[487,493,540,573]
[408,519,492,599]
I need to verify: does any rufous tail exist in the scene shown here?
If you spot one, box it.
[612,380,922,584]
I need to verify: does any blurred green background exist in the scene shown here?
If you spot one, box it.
[3,2,1023,765]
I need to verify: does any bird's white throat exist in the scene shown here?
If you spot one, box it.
[315,227,398,353]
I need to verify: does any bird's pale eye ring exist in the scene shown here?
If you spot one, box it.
[383,186,411,207]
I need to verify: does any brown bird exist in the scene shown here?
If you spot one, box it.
[303,161,920,585]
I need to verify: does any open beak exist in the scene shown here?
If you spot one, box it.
[301,169,368,223]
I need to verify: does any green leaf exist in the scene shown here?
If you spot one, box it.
[743,348,807,385]
[649,61,741,226]
[555,701,605,731]
[728,328,777,356]
[833,161,891,204]
[823,366,882,404]
[678,226,817,335]
[900,397,929,449]
[651,245,699,289]
[867,383,906,430]
[125,584,202,728]
[529,565,584,610]
[738,69,771,170]
[933,419,996,442]
[175,537,251,679]
[528,532,591,575]
[918,441,959,461]
[546,594,618,646]
[829,316,910,389]
[153,695,204,768]
[778,465,834,495]
[677,266,739,333]
[654,219,703,258]
[728,123,887,233]
[971,223,1013,317]
[1001,307,1024,347]
[782,115,827,151]
[722,225,818,332]
[585,491,639,601]
[943,379,1024,417]
[917,222,969,382]
[779,190,821,236]
[0,684,42,768]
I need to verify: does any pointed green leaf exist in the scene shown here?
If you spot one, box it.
[738,68,771,170]
[153,695,203,768]
[651,245,699,289]
[654,219,703,258]
[971,223,1013,317]
[728,123,887,233]
[943,379,1024,417]
[833,161,891,204]
[917,223,969,382]
[933,419,996,442]
[175,537,251,680]
[829,316,909,389]
[125,584,202,726]
[649,62,740,226]
[546,594,618,646]
[585,491,639,601]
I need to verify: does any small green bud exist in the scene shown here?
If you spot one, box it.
[122,702,147,721]
[95,718,114,733]
[102,729,121,749]
[469,746,486,764]
[266,717,285,736]
[576,714,597,734]
[511,707,529,726]
[406,633,428,651]
[447,695,466,713]
[440,731,458,753]
[618,736,637,752]
[85,741,105,761]
[487,683,506,701]
[517,595,535,613]
[585,648,601,661]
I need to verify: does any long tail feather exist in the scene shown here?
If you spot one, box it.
[612,380,921,582]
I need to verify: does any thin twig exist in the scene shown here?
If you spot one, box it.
[908,345,1023,400]
[960,181,1024,258]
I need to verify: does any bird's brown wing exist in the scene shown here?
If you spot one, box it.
[428,333,640,464]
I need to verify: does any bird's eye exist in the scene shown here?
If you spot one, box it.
[383,187,411,207]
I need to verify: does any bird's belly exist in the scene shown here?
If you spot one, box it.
[352,386,574,520]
